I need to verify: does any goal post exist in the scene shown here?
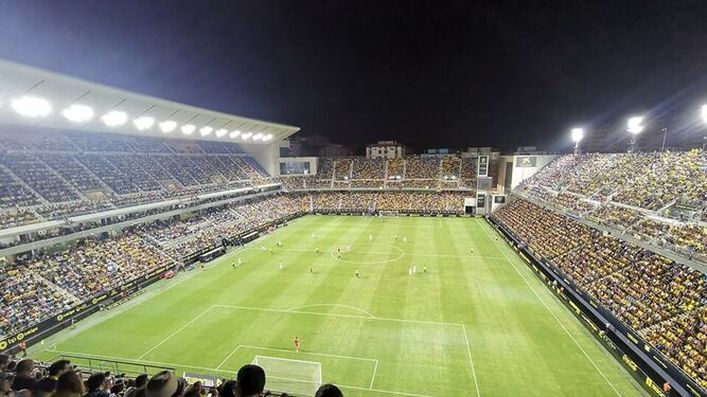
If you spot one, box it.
[252,355,322,396]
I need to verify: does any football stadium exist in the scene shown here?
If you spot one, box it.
[1,3,706,397]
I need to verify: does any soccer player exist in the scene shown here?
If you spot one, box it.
[412,265,417,274]
[277,240,282,247]
[294,336,301,352]
[279,262,285,270]
[309,265,314,274]
[403,236,407,243]
[423,265,427,274]
[270,248,274,255]
[470,248,475,255]
[238,257,242,266]
[408,267,412,276]
[355,269,360,278]
[232,262,236,269]
[395,235,399,241]
[262,246,267,252]
[315,247,320,254]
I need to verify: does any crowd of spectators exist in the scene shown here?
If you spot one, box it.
[0,358,346,397]
[137,194,309,260]
[310,192,465,213]
[517,150,707,264]
[281,156,477,191]
[519,150,707,210]
[2,232,170,336]
[494,198,706,389]
[0,129,275,229]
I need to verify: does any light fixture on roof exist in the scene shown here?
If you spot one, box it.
[262,134,273,141]
[701,104,707,125]
[253,132,263,141]
[229,130,240,139]
[200,126,213,136]
[159,120,177,133]
[241,132,253,140]
[61,104,94,123]
[11,96,52,118]
[181,124,196,135]
[133,116,155,131]
[627,116,644,135]
[215,128,228,137]
[101,110,128,127]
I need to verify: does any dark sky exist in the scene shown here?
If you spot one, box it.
[1,0,707,152]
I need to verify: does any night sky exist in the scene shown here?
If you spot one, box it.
[1,0,707,152]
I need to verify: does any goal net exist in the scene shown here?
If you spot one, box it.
[252,355,322,396]
[378,210,400,217]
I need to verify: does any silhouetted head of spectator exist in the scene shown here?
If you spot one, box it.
[134,374,149,389]
[218,380,236,397]
[55,370,85,397]
[235,365,265,397]
[47,360,71,377]
[0,355,9,372]
[315,384,343,397]
[15,360,33,376]
[86,373,107,393]
[145,371,185,397]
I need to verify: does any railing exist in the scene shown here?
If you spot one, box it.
[48,353,174,378]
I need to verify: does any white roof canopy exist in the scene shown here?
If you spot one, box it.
[0,59,299,144]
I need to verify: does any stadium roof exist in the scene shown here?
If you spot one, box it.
[0,59,300,144]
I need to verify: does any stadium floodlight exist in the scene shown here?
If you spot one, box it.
[215,128,228,137]
[253,132,263,141]
[701,104,707,125]
[571,128,584,143]
[159,120,177,133]
[181,124,196,135]
[263,134,273,141]
[229,130,241,139]
[199,126,213,136]
[11,96,52,117]
[627,116,644,135]
[627,116,645,153]
[133,116,155,131]
[101,110,128,127]
[241,132,253,140]
[61,104,94,123]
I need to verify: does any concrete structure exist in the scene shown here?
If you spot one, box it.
[366,140,406,159]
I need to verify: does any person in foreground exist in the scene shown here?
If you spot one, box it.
[235,365,265,397]
[315,384,343,397]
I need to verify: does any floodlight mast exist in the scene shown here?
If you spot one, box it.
[570,128,584,155]
[626,116,644,153]
[702,105,707,150]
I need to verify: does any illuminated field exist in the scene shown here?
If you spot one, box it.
[34,216,647,397]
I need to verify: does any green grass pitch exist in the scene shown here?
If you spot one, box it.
[33,216,649,397]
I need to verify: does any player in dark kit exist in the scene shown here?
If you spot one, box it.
[294,336,301,352]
